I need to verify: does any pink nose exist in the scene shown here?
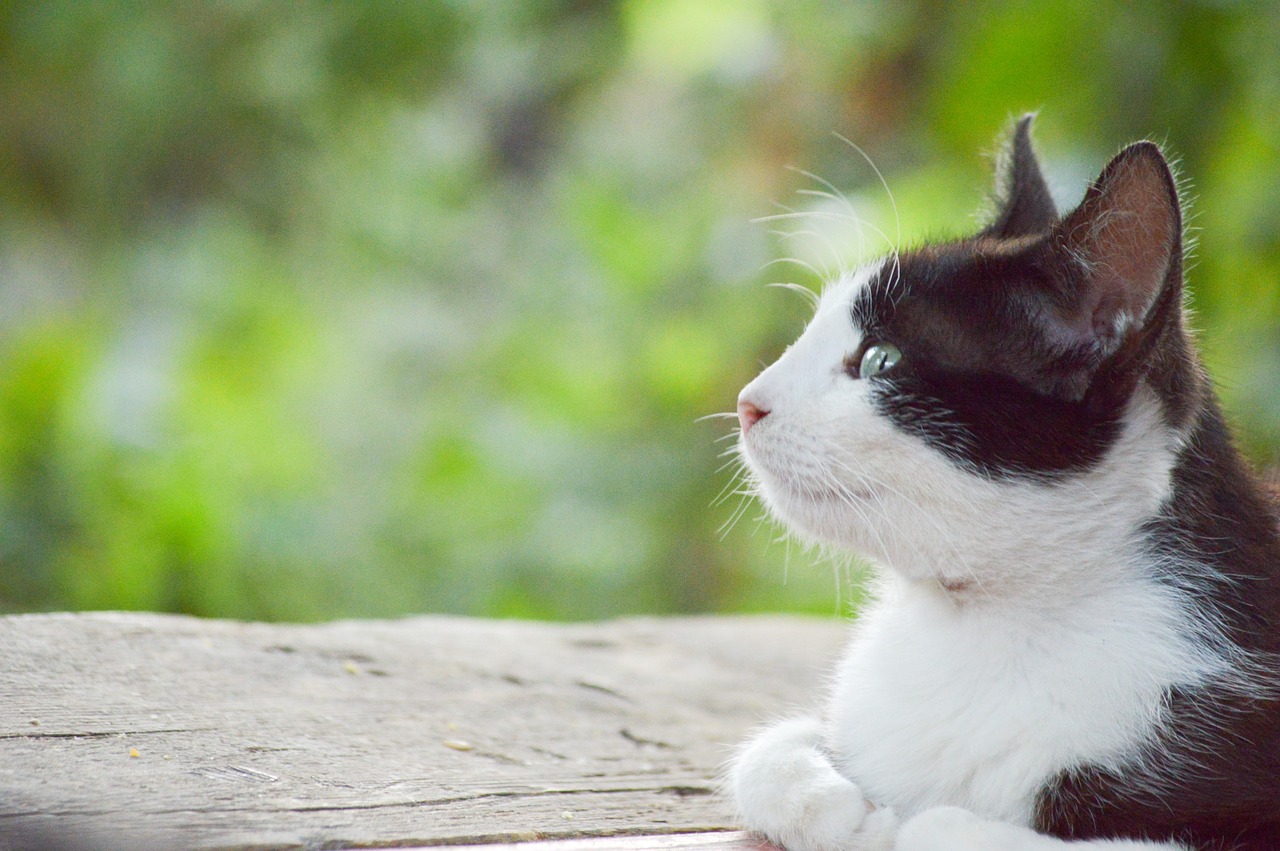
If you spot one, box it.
[737,399,770,434]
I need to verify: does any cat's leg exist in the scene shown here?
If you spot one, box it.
[896,807,1190,851]
[728,716,899,851]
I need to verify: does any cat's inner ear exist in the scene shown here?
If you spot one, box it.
[1049,141,1181,355]
[983,114,1058,239]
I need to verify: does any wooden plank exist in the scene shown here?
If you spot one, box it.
[0,613,844,850]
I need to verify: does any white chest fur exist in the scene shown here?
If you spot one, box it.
[825,572,1217,825]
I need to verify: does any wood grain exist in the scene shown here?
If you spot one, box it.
[0,613,845,850]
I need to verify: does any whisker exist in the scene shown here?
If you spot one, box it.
[765,241,830,285]
[792,185,868,264]
[767,281,820,309]
[712,474,750,508]
[768,211,842,281]
[787,165,862,222]
[714,457,740,475]
[719,489,757,539]
[832,132,901,252]
[754,210,864,225]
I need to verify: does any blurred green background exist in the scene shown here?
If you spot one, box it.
[0,1,1277,622]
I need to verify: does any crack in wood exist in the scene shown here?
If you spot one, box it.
[0,727,209,740]
[194,765,280,783]
[0,783,722,820]
[575,681,631,702]
[283,783,720,812]
[661,786,715,797]
[620,728,674,749]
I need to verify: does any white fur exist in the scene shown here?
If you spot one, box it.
[727,262,1222,850]
[730,716,898,851]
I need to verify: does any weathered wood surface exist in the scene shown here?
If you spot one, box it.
[0,612,846,850]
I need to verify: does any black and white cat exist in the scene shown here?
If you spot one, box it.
[728,117,1280,850]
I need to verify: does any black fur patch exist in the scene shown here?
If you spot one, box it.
[847,138,1192,481]
[1033,401,1280,850]
[852,246,1125,479]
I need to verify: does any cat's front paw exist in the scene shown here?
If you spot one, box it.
[728,716,897,851]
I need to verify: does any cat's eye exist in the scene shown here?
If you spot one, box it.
[858,343,901,379]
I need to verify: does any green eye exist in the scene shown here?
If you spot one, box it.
[858,342,901,379]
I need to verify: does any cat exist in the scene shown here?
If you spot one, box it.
[727,116,1280,851]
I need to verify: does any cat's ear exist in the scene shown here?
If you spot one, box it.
[983,114,1058,238]
[1028,142,1184,402]
[1048,141,1182,360]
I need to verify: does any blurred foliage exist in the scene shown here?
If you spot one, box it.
[0,1,1277,621]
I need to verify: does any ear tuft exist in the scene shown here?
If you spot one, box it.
[983,113,1058,239]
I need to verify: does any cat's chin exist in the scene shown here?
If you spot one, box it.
[756,473,956,586]
[753,472,882,552]
[777,477,877,509]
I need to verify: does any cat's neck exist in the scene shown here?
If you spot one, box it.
[883,388,1280,640]
[870,386,1182,605]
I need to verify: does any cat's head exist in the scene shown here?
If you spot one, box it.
[736,117,1206,591]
